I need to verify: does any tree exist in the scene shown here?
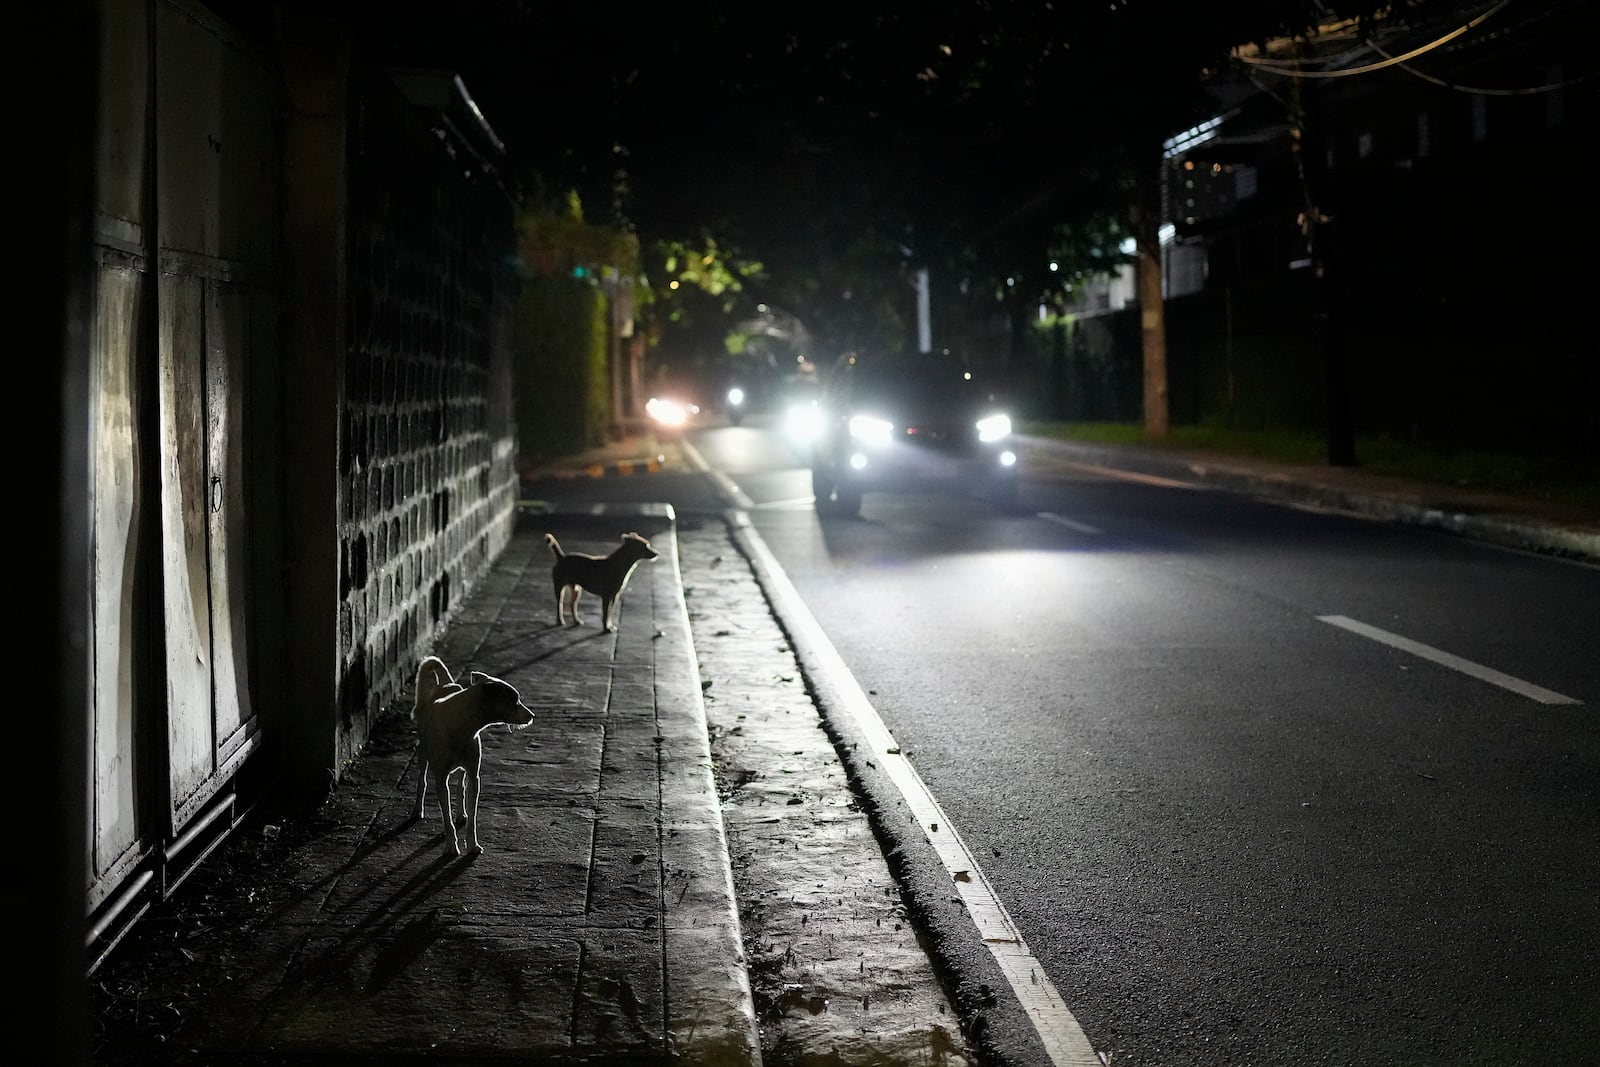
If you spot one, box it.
[636,235,764,396]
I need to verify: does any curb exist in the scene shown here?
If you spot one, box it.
[722,510,1065,1067]
[535,455,668,480]
[1019,434,1600,565]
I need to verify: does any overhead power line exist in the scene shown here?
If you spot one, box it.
[1234,0,1512,79]
[1366,39,1596,95]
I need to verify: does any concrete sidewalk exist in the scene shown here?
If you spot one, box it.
[90,504,762,1066]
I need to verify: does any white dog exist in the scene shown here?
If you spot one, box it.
[409,655,535,856]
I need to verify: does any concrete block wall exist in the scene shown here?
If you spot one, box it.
[339,70,519,742]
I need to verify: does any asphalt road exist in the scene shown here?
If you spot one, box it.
[678,417,1600,1067]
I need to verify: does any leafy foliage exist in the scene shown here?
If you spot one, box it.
[635,235,765,384]
[516,191,637,279]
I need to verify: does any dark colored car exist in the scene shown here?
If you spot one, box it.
[810,351,1020,515]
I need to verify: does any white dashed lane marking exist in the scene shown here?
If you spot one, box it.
[681,439,756,509]
[1038,512,1103,536]
[1317,614,1581,706]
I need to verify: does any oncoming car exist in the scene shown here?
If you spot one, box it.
[778,375,823,452]
[809,351,1019,516]
[644,394,699,433]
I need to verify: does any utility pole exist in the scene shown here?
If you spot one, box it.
[1131,172,1169,441]
[914,267,931,353]
[1291,51,1357,466]
[601,271,620,438]
[602,267,627,437]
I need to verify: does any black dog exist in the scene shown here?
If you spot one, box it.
[546,532,659,632]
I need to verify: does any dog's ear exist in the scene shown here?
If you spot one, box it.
[486,678,526,706]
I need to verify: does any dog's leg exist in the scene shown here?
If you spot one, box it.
[602,596,617,632]
[568,586,584,626]
[411,754,428,821]
[436,769,461,855]
[463,752,484,855]
[554,579,567,626]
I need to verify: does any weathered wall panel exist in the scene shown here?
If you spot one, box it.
[97,0,148,251]
[205,284,259,772]
[154,0,274,831]
[89,0,152,914]
[90,262,147,909]
[158,273,213,822]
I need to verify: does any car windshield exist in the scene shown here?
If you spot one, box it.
[850,355,985,417]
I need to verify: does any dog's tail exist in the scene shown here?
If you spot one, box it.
[545,532,564,558]
[414,655,454,717]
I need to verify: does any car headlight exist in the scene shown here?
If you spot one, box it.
[646,397,690,427]
[785,401,820,442]
[976,413,1012,443]
[848,415,894,446]
[727,387,745,407]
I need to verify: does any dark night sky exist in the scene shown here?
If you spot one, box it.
[369,1,1341,241]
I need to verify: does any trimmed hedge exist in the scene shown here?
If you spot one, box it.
[512,273,609,466]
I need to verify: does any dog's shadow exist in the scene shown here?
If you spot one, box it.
[470,621,611,676]
[256,804,468,929]
[538,621,613,645]
[253,708,487,917]
[262,847,474,1012]
[337,836,473,924]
